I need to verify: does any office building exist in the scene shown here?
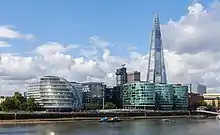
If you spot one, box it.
[155,84,173,110]
[82,85,92,109]
[71,82,83,109]
[127,71,141,83]
[123,82,155,109]
[105,86,123,108]
[186,84,207,95]
[115,65,127,86]
[82,82,106,107]
[146,14,167,84]
[172,84,188,110]
[26,76,82,112]
[122,82,188,110]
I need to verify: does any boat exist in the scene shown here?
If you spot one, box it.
[161,119,174,123]
[99,117,108,122]
[99,117,122,122]
[107,117,123,122]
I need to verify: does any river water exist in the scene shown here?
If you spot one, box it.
[0,119,219,135]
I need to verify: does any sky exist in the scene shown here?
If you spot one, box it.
[0,0,220,95]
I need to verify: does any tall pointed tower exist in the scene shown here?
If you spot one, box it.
[146,14,167,84]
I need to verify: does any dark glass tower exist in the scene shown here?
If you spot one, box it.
[146,14,167,84]
[115,65,127,86]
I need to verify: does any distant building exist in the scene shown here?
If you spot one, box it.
[203,93,220,109]
[82,82,106,107]
[127,71,141,83]
[26,76,82,112]
[185,84,207,95]
[82,85,92,109]
[115,66,127,86]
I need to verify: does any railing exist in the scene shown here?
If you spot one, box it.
[195,109,220,115]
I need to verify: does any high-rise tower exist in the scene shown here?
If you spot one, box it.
[146,14,167,84]
[115,64,127,86]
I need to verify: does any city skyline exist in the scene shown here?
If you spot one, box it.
[0,0,220,95]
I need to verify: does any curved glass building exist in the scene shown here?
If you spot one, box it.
[27,76,81,112]
[123,82,155,109]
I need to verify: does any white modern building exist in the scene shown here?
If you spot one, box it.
[26,76,82,112]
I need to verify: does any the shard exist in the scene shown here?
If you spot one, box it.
[146,14,167,84]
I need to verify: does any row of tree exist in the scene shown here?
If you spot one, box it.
[193,100,217,111]
[0,92,40,112]
[0,92,117,111]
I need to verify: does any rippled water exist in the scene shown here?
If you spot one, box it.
[0,119,220,135]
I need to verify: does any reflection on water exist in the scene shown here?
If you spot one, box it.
[0,119,220,135]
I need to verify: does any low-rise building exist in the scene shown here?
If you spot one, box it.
[203,93,220,109]
[188,93,204,110]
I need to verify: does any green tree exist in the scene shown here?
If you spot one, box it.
[86,103,99,110]
[26,98,40,112]
[104,102,116,109]
[1,92,40,112]
[212,100,216,108]
[12,92,26,110]
[1,97,15,111]
[197,100,207,107]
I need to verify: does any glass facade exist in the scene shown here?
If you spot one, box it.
[122,82,188,110]
[155,84,173,110]
[27,76,81,112]
[173,84,188,110]
[123,82,155,109]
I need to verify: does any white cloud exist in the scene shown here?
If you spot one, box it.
[35,42,78,56]
[89,36,110,48]
[1,1,220,95]
[0,25,34,39]
[0,41,10,47]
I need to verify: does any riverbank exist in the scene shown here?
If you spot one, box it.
[0,115,206,125]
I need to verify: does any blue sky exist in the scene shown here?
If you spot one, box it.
[0,0,211,56]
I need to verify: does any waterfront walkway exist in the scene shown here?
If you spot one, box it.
[195,110,220,115]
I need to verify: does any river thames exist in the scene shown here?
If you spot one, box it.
[0,119,219,135]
